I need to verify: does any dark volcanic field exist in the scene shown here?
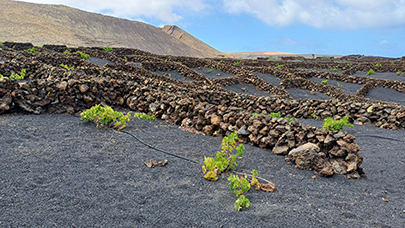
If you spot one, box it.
[0,43,405,227]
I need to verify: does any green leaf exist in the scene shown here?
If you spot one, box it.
[251,169,258,176]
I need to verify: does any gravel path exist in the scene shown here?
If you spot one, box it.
[1,113,404,227]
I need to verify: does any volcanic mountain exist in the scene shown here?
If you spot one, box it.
[0,0,221,57]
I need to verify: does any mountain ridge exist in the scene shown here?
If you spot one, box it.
[0,0,220,57]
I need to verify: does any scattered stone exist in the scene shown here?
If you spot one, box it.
[144,159,168,168]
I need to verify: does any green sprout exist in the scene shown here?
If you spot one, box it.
[75,51,90,60]
[397,71,403,76]
[102,45,113,52]
[25,48,39,53]
[234,61,241,65]
[375,63,382,67]
[366,69,376,76]
[207,68,214,73]
[274,64,283,69]
[322,116,353,131]
[333,68,339,72]
[321,79,329,85]
[63,50,71,54]
[123,56,128,61]
[390,61,395,65]
[60,64,74,70]
[0,42,3,46]
[337,82,344,89]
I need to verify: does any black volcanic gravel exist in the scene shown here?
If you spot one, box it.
[1,113,404,227]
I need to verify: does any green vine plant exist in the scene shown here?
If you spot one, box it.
[60,64,74,70]
[102,45,113,52]
[228,169,260,211]
[234,61,241,65]
[322,116,353,131]
[0,69,26,80]
[321,79,328,85]
[25,47,39,54]
[80,104,156,130]
[63,50,71,54]
[202,131,277,211]
[274,64,283,69]
[366,69,376,76]
[202,131,244,181]
[75,51,90,60]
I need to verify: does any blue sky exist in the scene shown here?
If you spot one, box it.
[20,0,405,57]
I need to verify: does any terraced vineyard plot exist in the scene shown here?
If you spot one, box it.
[156,70,194,82]
[353,71,405,83]
[253,72,282,87]
[222,83,273,97]
[87,57,115,67]
[309,78,363,96]
[193,67,234,79]
[285,88,332,100]
[365,87,405,106]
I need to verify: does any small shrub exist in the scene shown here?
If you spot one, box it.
[202,131,244,180]
[310,113,316,118]
[6,69,26,80]
[80,104,131,130]
[102,45,113,52]
[321,79,328,85]
[75,51,90,60]
[60,64,74,70]
[26,47,39,53]
[63,50,71,54]
[322,116,353,131]
[366,69,376,76]
[80,105,155,130]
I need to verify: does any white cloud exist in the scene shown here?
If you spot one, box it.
[18,0,208,24]
[222,0,405,30]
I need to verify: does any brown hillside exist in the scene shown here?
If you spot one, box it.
[0,0,220,57]
[162,25,222,57]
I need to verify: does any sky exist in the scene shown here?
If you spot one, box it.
[19,0,405,57]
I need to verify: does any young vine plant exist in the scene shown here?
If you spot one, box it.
[80,104,156,130]
[202,131,276,211]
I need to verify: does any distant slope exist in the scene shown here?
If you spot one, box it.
[0,0,220,57]
[161,25,222,57]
